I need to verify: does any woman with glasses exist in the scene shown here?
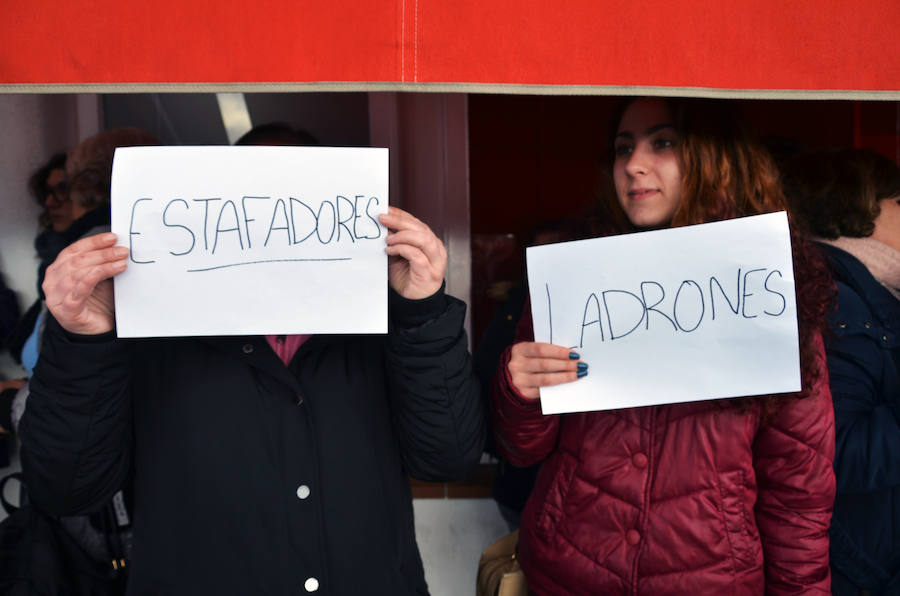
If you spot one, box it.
[5,129,156,429]
[5,150,111,383]
[2,152,77,434]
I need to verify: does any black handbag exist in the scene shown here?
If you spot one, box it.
[0,473,128,596]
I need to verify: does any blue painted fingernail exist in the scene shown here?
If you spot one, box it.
[569,352,580,360]
[577,370,588,378]
[577,362,588,372]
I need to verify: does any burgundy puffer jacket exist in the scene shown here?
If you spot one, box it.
[493,311,835,595]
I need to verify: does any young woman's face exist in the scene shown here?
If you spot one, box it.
[613,98,683,229]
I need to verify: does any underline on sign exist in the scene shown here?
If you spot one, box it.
[187,258,353,272]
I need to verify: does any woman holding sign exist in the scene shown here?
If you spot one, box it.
[492,97,835,595]
[19,201,484,595]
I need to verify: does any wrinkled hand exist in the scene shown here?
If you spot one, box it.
[507,342,587,400]
[379,206,446,300]
[43,233,129,335]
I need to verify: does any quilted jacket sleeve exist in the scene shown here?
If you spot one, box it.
[385,286,486,482]
[19,316,133,516]
[753,332,835,595]
[491,298,561,467]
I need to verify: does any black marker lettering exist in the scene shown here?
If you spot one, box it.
[741,268,766,319]
[763,270,787,316]
[289,198,317,244]
[162,199,195,256]
[240,196,269,249]
[364,197,383,239]
[579,293,604,348]
[315,200,336,244]
[212,200,244,254]
[709,268,741,320]
[602,289,646,340]
[336,195,356,243]
[128,198,156,264]
[192,198,221,251]
[545,283,553,344]
[265,199,291,247]
[640,281,677,331]
[352,195,366,239]
[673,280,704,332]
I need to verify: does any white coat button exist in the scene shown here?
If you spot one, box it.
[296,485,311,500]
[304,577,319,592]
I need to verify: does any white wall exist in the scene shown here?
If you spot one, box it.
[414,498,509,596]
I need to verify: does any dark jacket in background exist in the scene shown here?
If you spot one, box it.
[20,288,484,595]
[473,282,539,525]
[5,207,111,365]
[820,244,900,595]
[34,206,111,297]
[0,273,18,348]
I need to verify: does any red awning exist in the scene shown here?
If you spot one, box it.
[3,0,899,96]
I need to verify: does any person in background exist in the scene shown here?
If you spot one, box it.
[0,268,21,465]
[2,152,71,438]
[235,121,320,147]
[2,130,159,593]
[782,148,900,596]
[0,154,70,458]
[4,153,69,378]
[31,151,104,298]
[0,272,20,350]
[4,130,158,431]
[492,97,836,595]
[474,217,595,531]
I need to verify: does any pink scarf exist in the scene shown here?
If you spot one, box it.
[818,236,900,301]
[265,334,312,366]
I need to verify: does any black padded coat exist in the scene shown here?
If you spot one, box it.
[19,288,484,595]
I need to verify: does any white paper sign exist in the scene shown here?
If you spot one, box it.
[111,146,388,337]
[527,212,800,414]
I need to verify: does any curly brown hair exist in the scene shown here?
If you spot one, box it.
[606,97,833,412]
[781,148,900,239]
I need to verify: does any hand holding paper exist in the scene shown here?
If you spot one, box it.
[43,233,128,335]
[526,212,800,414]
[111,146,390,336]
[507,342,586,400]
[381,206,447,300]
